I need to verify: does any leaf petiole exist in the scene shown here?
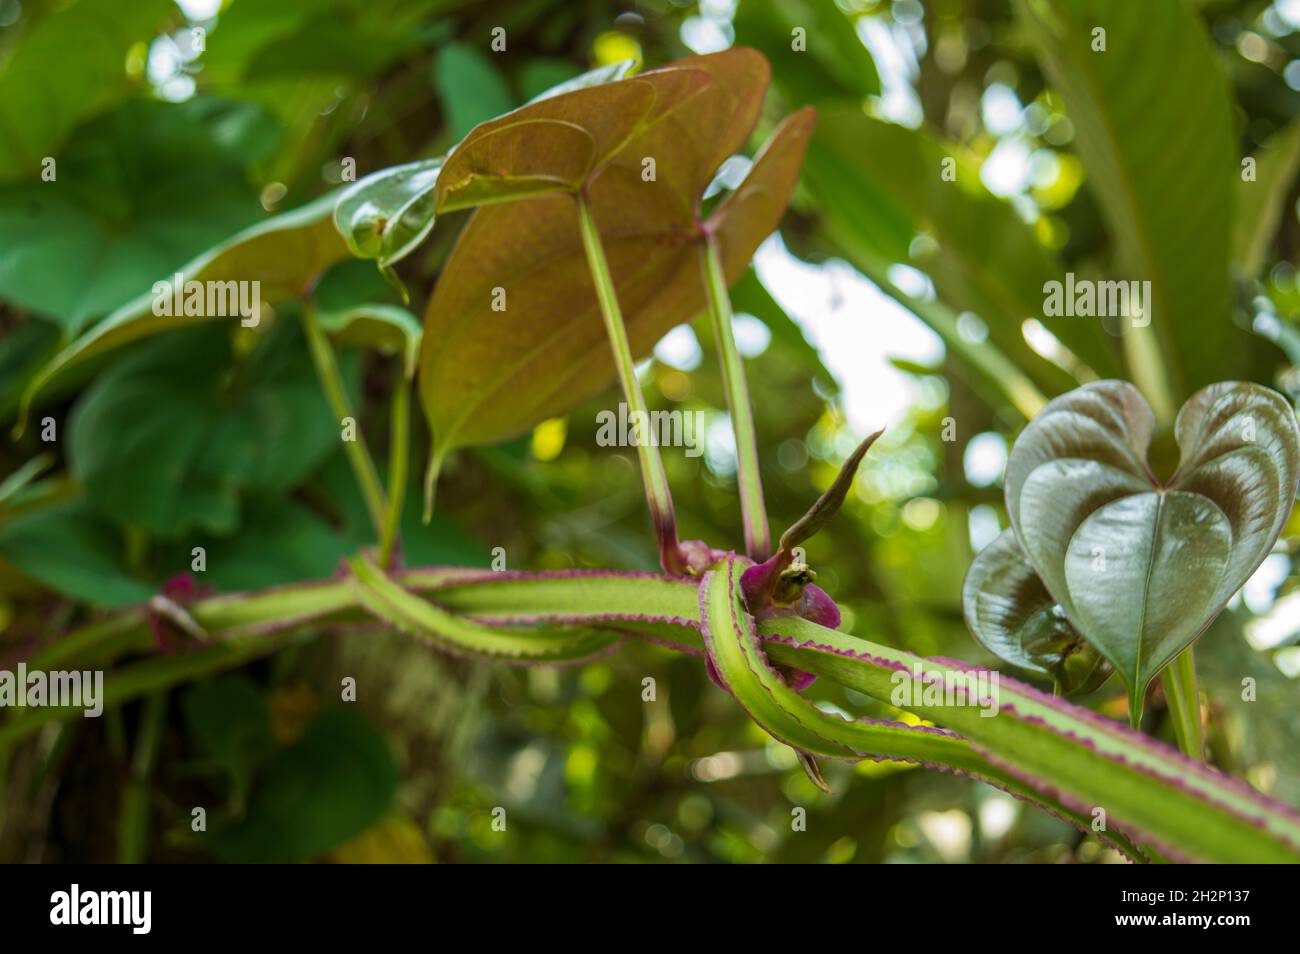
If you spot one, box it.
[301,303,389,542]
[700,236,770,561]
[576,192,686,574]
[379,378,410,568]
[1161,645,1205,758]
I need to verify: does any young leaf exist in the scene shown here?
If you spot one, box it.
[316,302,422,378]
[989,380,1300,721]
[332,158,444,273]
[741,427,880,609]
[962,529,1109,693]
[329,62,641,280]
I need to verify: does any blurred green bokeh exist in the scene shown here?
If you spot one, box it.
[2,0,1299,864]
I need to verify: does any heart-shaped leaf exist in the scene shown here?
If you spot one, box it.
[0,98,268,332]
[961,529,1110,693]
[68,321,348,537]
[419,50,809,464]
[967,380,1300,720]
[17,191,351,433]
[432,62,712,212]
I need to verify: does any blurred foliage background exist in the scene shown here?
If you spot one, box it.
[2,0,1300,863]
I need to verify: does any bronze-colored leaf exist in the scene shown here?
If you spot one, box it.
[418,51,810,467]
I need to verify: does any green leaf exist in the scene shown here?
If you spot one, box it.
[433,42,516,141]
[962,529,1109,692]
[732,0,879,104]
[17,191,350,431]
[1017,0,1237,414]
[0,98,268,331]
[1233,122,1300,280]
[317,302,421,378]
[420,56,805,458]
[196,499,350,592]
[311,258,420,369]
[332,158,444,273]
[68,322,349,537]
[1062,491,1230,714]
[803,103,1116,393]
[0,318,59,416]
[0,454,53,510]
[209,708,399,863]
[0,0,173,181]
[182,674,275,796]
[0,499,153,608]
[987,379,1300,720]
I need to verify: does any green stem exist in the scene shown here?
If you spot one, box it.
[380,378,410,568]
[701,237,770,561]
[301,304,388,540]
[118,691,165,864]
[576,193,684,574]
[1162,646,1205,759]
